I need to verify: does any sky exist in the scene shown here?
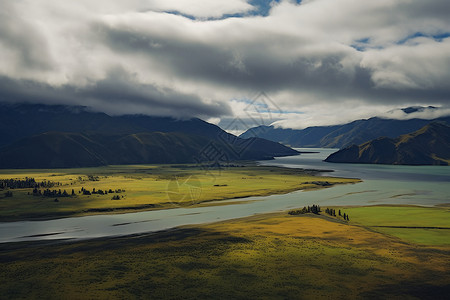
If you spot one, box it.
[1,0,450,133]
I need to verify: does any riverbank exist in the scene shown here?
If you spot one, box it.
[1,205,448,299]
[0,164,360,222]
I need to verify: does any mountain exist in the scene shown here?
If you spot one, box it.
[0,132,206,168]
[0,103,298,168]
[324,122,450,165]
[0,103,223,147]
[240,116,450,148]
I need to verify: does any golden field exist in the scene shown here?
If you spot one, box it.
[0,164,358,221]
[0,206,449,299]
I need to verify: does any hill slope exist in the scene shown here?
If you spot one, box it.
[324,122,450,165]
[0,103,298,168]
[240,116,450,148]
[0,131,297,169]
[0,103,229,147]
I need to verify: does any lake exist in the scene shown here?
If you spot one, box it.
[0,148,449,243]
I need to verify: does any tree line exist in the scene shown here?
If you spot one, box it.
[288,205,350,221]
[32,188,75,198]
[324,208,349,221]
[31,187,125,199]
[288,204,321,215]
[0,178,59,190]
[80,187,125,196]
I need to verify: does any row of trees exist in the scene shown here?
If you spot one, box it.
[288,204,321,215]
[0,178,59,190]
[325,208,337,217]
[288,205,350,221]
[325,208,349,221]
[80,187,125,195]
[31,187,125,198]
[32,188,75,198]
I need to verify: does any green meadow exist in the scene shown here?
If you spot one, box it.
[0,164,359,221]
[343,205,450,246]
[0,206,449,299]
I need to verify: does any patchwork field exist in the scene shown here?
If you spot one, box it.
[0,164,358,221]
[0,206,449,299]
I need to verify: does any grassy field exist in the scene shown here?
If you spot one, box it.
[0,207,449,299]
[0,164,359,221]
[342,205,450,246]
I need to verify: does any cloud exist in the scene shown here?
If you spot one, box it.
[381,106,450,121]
[0,0,449,127]
[0,69,230,118]
[143,0,254,19]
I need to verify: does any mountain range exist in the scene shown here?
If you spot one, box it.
[324,122,450,165]
[240,115,450,148]
[0,103,297,168]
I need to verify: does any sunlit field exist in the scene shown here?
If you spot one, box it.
[343,205,450,246]
[1,206,449,299]
[0,164,359,221]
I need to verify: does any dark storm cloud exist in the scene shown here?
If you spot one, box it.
[100,24,353,91]
[0,0,449,127]
[0,70,230,118]
[99,21,450,106]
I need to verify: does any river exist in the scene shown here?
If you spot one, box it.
[0,148,448,243]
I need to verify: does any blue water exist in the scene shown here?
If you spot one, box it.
[0,149,448,243]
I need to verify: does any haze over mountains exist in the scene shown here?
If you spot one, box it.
[0,103,297,168]
[325,122,450,165]
[240,111,450,149]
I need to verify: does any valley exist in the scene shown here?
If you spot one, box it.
[0,164,358,222]
[2,1,449,298]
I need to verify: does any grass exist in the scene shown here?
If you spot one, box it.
[0,164,359,221]
[0,209,449,299]
[341,206,450,245]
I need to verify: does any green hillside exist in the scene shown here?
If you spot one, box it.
[325,122,450,165]
[0,131,297,168]
[0,103,298,168]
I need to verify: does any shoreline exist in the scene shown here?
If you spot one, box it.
[0,179,360,223]
[0,164,360,223]
[1,203,449,245]
[1,203,448,246]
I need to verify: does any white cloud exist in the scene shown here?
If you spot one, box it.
[361,38,450,90]
[0,0,449,127]
[144,0,254,18]
[382,106,450,120]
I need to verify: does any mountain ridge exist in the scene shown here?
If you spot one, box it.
[324,122,450,165]
[0,103,298,168]
[240,116,450,148]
